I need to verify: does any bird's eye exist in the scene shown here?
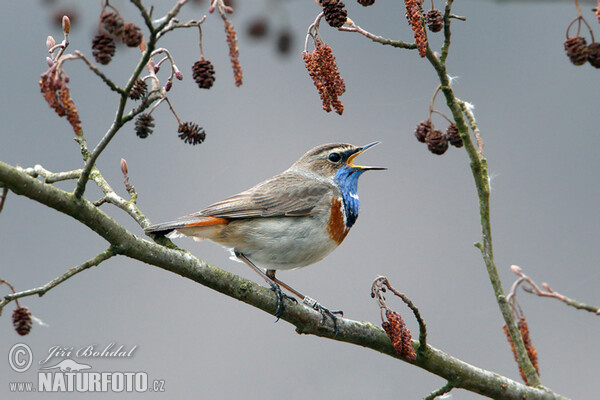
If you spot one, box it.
[328,152,342,163]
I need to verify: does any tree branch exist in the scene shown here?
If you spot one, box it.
[0,160,570,400]
[424,46,541,387]
[419,0,542,383]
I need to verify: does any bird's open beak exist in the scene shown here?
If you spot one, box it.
[347,141,387,171]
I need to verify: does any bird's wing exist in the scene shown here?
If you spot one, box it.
[187,173,333,219]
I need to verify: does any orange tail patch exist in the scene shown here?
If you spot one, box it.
[184,217,230,228]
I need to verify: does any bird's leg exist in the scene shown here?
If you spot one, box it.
[267,270,343,335]
[266,270,303,299]
[234,251,290,320]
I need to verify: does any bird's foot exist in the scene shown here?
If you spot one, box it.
[302,296,343,335]
[269,283,296,321]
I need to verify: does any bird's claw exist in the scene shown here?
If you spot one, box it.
[303,296,343,335]
[269,283,295,320]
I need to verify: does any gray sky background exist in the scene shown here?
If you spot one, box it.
[1,1,599,399]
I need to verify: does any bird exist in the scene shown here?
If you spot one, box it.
[145,142,385,330]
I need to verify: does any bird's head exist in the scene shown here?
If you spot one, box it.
[290,142,386,179]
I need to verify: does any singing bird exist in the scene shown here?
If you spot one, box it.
[145,142,385,327]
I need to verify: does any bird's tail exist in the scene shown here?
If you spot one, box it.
[145,216,229,237]
[144,221,188,236]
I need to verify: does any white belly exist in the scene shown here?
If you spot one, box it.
[222,216,341,270]
[178,215,341,270]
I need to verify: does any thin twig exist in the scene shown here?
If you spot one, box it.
[429,85,441,114]
[197,24,204,58]
[90,168,150,228]
[304,12,324,52]
[157,0,191,31]
[157,16,207,39]
[423,381,454,400]
[371,276,427,352]
[73,136,150,227]
[339,20,417,50]
[150,48,181,90]
[0,279,20,308]
[457,99,484,155]
[440,0,454,64]
[449,14,466,21]
[0,248,116,312]
[0,185,8,214]
[74,80,146,199]
[74,109,125,198]
[94,197,108,207]
[130,0,155,33]
[431,110,453,125]
[574,0,583,17]
[19,165,82,184]
[210,0,234,18]
[49,15,70,62]
[75,51,125,94]
[120,158,137,203]
[121,91,163,125]
[134,0,190,33]
[164,96,182,125]
[510,265,600,315]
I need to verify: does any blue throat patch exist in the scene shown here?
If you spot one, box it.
[334,166,365,228]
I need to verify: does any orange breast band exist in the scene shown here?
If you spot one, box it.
[327,197,349,244]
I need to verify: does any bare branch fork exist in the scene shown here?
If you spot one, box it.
[73,0,198,199]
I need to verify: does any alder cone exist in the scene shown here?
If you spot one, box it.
[415,120,433,143]
[122,23,143,47]
[92,33,116,65]
[426,9,443,33]
[587,42,600,68]
[425,129,449,155]
[192,59,216,89]
[322,0,348,28]
[564,36,588,66]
